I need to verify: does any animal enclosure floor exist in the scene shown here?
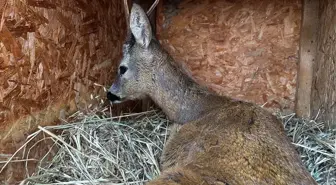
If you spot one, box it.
[1,109,334,185]
[157,0,301,112]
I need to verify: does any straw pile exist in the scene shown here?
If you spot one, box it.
[0,108,334,185]
[4,109,170,185]
[281,114,336,184]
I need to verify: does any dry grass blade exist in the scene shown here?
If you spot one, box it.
[19,110,170,185]
[147,0,160,15]
[124,0,130,27]
[280,113,336,185]
[0,130,42,174]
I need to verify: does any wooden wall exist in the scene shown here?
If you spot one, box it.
[296,0,336,128]
[0,0,130,153]
[311,0,336,128]
[157,0,301,112]
[295,0,319,119]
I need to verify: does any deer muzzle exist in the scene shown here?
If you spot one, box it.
[107,77,124,103]
[107,91,123,103]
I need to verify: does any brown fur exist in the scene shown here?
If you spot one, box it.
[150,102,316,185]
[107,3,317,185]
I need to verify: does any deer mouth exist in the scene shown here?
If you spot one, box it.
[107,92,124,103]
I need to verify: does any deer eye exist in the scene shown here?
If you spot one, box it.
[119,66,128,75]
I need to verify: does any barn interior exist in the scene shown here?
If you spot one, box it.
[0,0,335,184]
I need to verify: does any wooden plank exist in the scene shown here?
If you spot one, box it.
[311,0,336,128]
[295,0,319,119]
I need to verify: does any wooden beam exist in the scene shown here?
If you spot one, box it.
[295,0,319,119]
[311,0,336,128]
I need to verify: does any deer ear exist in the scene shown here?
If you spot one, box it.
[130,3,152,48]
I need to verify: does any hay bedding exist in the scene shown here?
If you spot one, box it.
[281,114,336,184]
[0,107,334,185]
[1,109,170,185]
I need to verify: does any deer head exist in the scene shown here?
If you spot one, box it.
[107,3,157,103]
[106,3,219,124]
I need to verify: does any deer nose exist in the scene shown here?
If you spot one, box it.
[107,82,123,103]
[107,91,122,102]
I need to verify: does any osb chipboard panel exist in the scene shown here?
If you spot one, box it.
[157,0,301,112]
[312,0,336,128]
[0,0,127,151]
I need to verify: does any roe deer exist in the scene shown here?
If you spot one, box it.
[107,3,317,185]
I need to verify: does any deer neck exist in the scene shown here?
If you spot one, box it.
[148,54,226,124]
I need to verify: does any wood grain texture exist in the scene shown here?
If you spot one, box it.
[295,0,319,119]
[311,0,336,128]
[0,0,130,163]
[158,0,301,112]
